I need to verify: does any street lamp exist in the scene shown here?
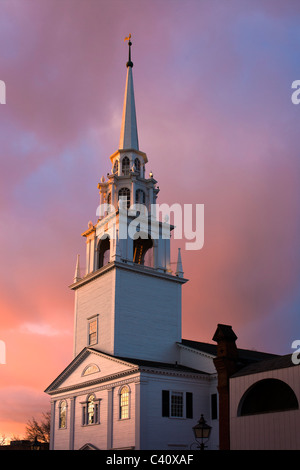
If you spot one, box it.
[192,414,212,450]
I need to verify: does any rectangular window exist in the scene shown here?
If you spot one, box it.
[171,392,184,418]
[162,390,193,419]
[211,393,218,420]
[88,318,97,346]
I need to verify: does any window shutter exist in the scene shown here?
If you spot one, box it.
[82,406,86,425]
[95,403,98,423]
[162,390,170,417]
[186,392,193,419]
[211,393,218,420]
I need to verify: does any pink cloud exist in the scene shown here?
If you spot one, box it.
[0,0,300,439]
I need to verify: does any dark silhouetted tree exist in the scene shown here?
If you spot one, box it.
[25,411,50,443]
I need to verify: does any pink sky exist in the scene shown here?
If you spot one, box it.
[1,0,300,439]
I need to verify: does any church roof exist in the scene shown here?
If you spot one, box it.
[112,354,209,375]
[231,353,297,378]
[180,338,278,365]
[45,346,210,395]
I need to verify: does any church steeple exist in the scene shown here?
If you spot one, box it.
[70,37,188,365]
[119,35,139,151]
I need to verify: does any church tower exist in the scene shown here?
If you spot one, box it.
[70,37,187,363]
[45,39,221,452]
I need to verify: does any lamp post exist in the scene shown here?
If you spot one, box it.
[192,414,212,450]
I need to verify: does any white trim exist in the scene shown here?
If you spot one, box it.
[69,259,187,290]
[177,342,216,359]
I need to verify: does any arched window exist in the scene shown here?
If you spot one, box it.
[135,189,146,205]
[118,187,130,209]
[88,395,96,424]
[238,378,299,416]
[113,160,119,174]
[133,235,153,266]
[82,363,100,376]
[59,400,67,429]
[82,394,100,426]
[134,158,141,175]
[98,236,110,268]
[119,386,130,419]
[122,156,130,176]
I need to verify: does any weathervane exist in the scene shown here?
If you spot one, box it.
[124,34,133,68]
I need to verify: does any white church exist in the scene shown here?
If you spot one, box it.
[45,38,274,451]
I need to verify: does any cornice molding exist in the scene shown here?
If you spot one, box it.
[109,148,148,164]
[69,260,188,290]
[177,342,216,360]
[49,376,143,401]
[46,354,211,397]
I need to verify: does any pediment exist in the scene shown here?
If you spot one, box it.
[79,443,100,450]
[45,348,139,394]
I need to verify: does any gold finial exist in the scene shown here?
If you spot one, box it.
[124,34,133,68]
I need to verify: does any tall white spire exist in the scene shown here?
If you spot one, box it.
[119,35,139,151]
